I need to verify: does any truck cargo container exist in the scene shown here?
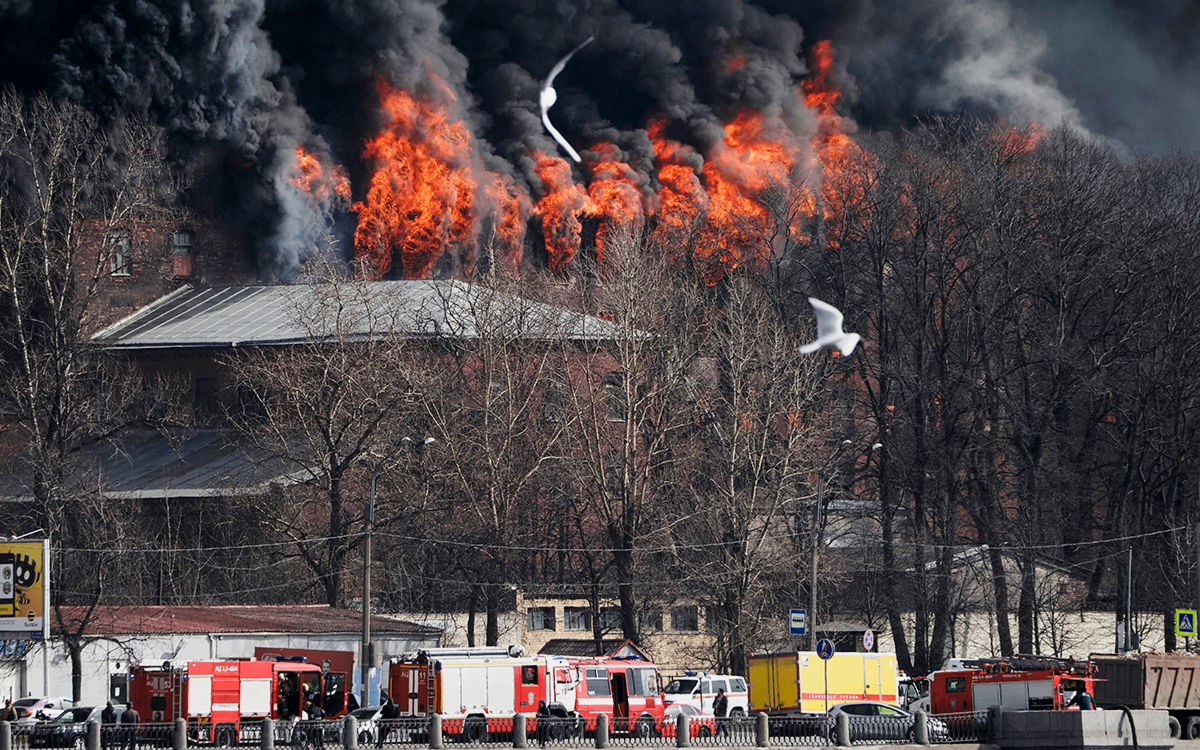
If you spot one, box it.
[1092,652,1200,738]
[747,652,899,715]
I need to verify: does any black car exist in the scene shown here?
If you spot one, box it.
[29,706,104,749]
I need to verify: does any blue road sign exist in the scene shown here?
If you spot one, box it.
[1177,609,1197,638]
[816,638,835,660]
[790,608,807,636]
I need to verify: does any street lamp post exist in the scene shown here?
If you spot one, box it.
[362,436,434,706]
[808,440,882,651]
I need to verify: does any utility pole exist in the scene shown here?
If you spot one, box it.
[810,474,822,651]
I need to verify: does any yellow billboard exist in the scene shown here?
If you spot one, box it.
[0,540,48,637]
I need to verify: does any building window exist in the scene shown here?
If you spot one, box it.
[195,378,218,420]
[173,230,194,256]
[526,606,556,631]
[638,607,662,632]
[605,372,625,421]
[110,234,132,276]
[598,607,622,631]
[564,607,591,631]
[671,605,698,631]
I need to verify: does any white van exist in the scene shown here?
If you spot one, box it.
[662,672,749,716]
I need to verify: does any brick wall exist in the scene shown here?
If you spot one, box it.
[83,216,257,336]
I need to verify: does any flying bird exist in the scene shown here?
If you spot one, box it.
[800,297,861,356]
[539,36,594,163]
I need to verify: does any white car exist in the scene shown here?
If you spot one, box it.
[347,706,383,745]
[13,697,74,722]
[662,673,749,716]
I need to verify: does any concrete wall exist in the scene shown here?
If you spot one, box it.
[995,708,1171,750]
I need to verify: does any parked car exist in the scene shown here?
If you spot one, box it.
[662,673,749,716]
[660,703,717,738]
[346,706,383,745]
[13,698,74,721]
[826,701,948,743]
[29,706,104,749]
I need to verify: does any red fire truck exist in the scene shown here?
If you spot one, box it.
[568,656,667,738]
[130,659,326,746]
[388,646,579,742]
[915,656,1096,715]
[387,647,669,740]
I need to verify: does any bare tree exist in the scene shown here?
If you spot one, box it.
[226,259,418,606]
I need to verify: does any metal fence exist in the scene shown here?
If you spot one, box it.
[0,710,989,750]
[928,711,989,745]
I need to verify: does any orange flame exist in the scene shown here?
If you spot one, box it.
[803,40,871,246]
[648,121,709,263]
[290,146,350,205]
[586,142,652,262]
[481,172,531,274]
[534,152,592,273]
[698,111,799,279]
[352,77,478,279]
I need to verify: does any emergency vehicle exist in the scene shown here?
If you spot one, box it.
[911,656,1096,715]
[748,651,900,715]
[129,659,326,746]
[387,646,579,742]
[567,656,668,737]
[387,648,669,740]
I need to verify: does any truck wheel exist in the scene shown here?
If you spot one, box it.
[463,717,486,743]
[632,717,656,739]
[1168,717,1182,738]
[215,727,236,749]
[1186,716,1200,740]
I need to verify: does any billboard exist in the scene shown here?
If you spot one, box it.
[0,540,48,639]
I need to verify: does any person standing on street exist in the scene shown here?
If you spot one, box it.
[1,699,16,723]
[377,693,399,748]
[712,688,729,737]
[101,702,118,750]
[120,702,140,750]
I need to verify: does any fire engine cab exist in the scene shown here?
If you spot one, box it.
[130,659,326,746]
[915,656,1096,715]
[568,656,667,738]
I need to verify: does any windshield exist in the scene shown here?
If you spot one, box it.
[351,708,379,720]
[663,678,697,695]
[55,709,91,723]
[13,699,38,708]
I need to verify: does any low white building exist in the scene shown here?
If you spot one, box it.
[1,604,441,705]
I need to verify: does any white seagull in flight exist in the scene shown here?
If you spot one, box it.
[800,297,861,356]
[540,36,594,163]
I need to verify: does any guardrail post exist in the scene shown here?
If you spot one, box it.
[343,715,357,750]
[1,720,10,750]
[754,713,768,748]
[513,714,526,749]
[261,717,274,750]
[913,710,929,746]
[988,706,1003,741]
[173,719,186,750]
[835,713,850,747]
[675,714,689,748]
[429,714,443,750]
[87,719,100,750]
[595,714,609,749]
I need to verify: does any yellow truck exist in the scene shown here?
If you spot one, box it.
[748,651,900,714]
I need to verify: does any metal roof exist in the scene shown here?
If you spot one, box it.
[0,428,311,501]
[92,280,630,349]
[53,605,439,636]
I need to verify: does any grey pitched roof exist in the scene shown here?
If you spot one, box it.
[0,429,311,501]
[92,280,628,349]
